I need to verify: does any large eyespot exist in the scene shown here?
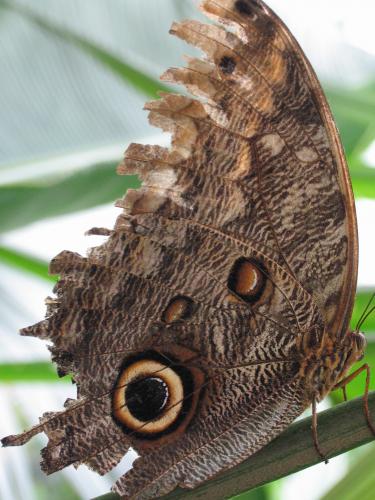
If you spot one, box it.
[228,257,267,304]
[112,351,204,442]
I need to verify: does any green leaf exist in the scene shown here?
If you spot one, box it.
[349,163,375,199]
[321,443,375,500]
[350,290,375,333]
[0,161,140,233]
[0,362,69,382]
[325,82,375,199]
[0,0,170,98]
[326,83,375,158]
[0,245,55,282]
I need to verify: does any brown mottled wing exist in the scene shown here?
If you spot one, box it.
[2,1,357,498]
[3,229,318,489]
[142,0,356,339]
[115,379,306,498]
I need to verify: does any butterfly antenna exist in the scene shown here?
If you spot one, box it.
[355,292,375,331]
[357,305,375,332]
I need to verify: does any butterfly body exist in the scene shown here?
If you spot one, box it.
[2,1,363,498]
[300,329,366,402]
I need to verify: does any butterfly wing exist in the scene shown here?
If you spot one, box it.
[3,0,357,498]
[153,0,357,339]
[3,227,319,489]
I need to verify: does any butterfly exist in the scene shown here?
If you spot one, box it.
[2,0,373,498]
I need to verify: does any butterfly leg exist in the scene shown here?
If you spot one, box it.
[332,363,375,435]
[311,396,329,464]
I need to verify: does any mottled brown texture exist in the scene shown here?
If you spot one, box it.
[2,1,360,499]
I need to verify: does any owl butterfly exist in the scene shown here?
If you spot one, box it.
[2,0,374,498]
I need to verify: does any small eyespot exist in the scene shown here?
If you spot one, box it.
[219,56,236,75]
[162,296,195,324]
[228,257,267,303]
[234,0,254,16]
[112,351,204,441]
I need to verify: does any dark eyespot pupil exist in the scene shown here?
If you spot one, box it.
[234,0,253,16]
[125,377,168,422]
[219,56,236,75]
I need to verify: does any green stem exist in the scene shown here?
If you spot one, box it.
[93,392,375,500]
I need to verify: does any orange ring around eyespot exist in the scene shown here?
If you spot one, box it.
[113,359,184,434]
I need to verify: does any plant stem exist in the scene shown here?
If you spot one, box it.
[93,391,375,500]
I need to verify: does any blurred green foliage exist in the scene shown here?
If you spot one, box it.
[0,246,56,282]
[0,164,139,233]
[0,361,67,382]
[321,443,375,500]
[0,0,169,98]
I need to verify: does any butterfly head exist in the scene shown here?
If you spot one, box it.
[348,329,367,362]
[346,292,375,363]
